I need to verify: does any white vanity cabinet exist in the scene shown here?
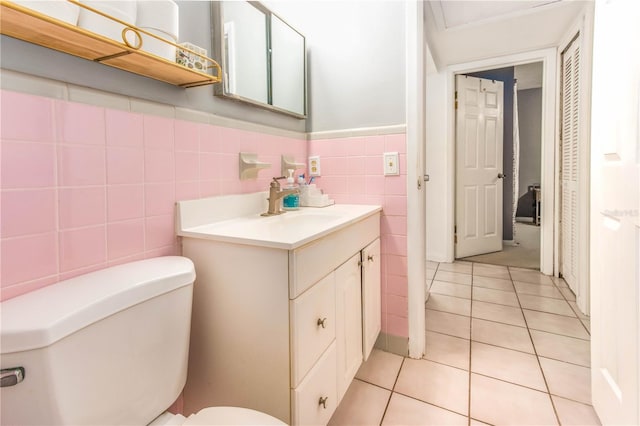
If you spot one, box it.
[178,201,381,426]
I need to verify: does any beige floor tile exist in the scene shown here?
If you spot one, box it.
[434,270,472,286]
[431,280,472,299]
[438,261,473,274]
[471,318,534,353]
[514,281,564,299]
[470,420,491,426]
[510,269,554,285]
[471,342,546,391]
[518,294,576,317]
[551,276,569,288]
[568,301,589,320]
[329,379,391,425]
[472,264,511,280]
[424,331,470,370]
[552,396,601,425]
[382,392,468,426]
[395,359,469,416]
[530,330,590,367]
[426,293,471,316]
[523,310,590,340]
[472,275,514,291]
[355,349,404,390]
[470,373,558,425]
[426,309,471,339]
[559,287,577,302]
[472,301,526,327]
[580,318,591,333]
[472,287,520,307]
[426,268,436,280]
[426,261,439,269]
[539,357,592,404]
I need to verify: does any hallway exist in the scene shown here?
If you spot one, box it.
[329,262,599,425]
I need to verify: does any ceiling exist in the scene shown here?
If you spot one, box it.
[424,0,590,70]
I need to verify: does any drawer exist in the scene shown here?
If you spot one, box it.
[291,343,337,426]
[289,213,380,299]
[290,272,336,387]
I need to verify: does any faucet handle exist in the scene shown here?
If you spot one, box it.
[271,176,286,188]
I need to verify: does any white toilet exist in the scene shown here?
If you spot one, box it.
[0,256,285,425]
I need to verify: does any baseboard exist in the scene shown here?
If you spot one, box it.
[374,332,408,357]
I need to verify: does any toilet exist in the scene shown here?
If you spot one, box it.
[0,256,284,425]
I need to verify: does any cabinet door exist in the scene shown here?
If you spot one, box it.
[335,252,363,401]
[362,238,381,361]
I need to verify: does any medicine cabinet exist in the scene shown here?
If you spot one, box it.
[211,1,307,118]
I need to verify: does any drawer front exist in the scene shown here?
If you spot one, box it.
[290,273,336,387]
[290,213,380,299]
[291,343,337,426]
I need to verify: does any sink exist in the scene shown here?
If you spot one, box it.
[176,193,381,250]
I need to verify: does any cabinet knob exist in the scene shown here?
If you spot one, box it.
[317,317,327,328]
[318,396,328,409]
[367,254,374,262]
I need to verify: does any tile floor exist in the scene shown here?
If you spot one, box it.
[328,262,601,425]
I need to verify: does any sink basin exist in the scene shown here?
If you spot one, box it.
[176,193,381,250]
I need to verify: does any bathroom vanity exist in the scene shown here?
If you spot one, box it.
[176,193,381,425]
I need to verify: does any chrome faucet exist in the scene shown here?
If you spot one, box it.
[262,176,300,216]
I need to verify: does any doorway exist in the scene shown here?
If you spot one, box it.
[454,63,543,270]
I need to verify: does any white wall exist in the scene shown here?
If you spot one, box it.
[425,47,451,262]
[269,1,407,133]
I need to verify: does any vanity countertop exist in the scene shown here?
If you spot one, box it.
[177,195,381,250]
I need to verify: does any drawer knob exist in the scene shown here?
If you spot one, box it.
[367,254,375,262]
[317,317,327,328]
[318,396,328,409]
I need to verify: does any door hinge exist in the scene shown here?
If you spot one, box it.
[454,225,457,244]
[455,91,458,109]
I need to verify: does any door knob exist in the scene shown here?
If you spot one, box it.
[497,173,505,179]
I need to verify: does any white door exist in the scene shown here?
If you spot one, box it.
[362,238,381,362]
[455,75,505,258]
[560,37,580,294]
[590,0,640,423]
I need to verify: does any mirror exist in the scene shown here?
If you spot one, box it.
[212,1,307,118]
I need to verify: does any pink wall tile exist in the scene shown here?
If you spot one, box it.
[145,214,176,250]
[387,274,408,297]
[1,189,56,238]
[1,275,58,302]
[384,235,408,256]
[386,254,408,277]
[58,145,106,186]
[59,187,105,229]
[385,134,406,154]
[365,156,382,176]
[1,91,54,142]
[175,181,200,201]
[383,195,407,216]
[384,176,407,196]
[57,101,105,145]
[145,149,174,183]
[144,115,174,151]
[199,152,221,181]
[145,182,176,216]
[1,142,56,189]
[106,109,143,147]
[347,156,366,175]
[364,135,385,156]
[1,233,57,286]
[387,294,408,317]
[107,219,144,260]
[107,184,144,222]
[365,175,385,195]
[199,125,220,152]
[107,147,144,184]
[175,151,200,182]
[174,121,200,152]
[59,226,106,272]
[385,314,409,337]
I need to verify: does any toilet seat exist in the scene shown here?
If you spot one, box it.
[184,407,286,426]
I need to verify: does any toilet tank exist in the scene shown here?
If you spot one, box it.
[0,256,196,426]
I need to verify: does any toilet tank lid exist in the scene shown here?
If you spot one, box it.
[1,256,196,354]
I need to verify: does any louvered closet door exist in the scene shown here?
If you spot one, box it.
[560,37,580,293]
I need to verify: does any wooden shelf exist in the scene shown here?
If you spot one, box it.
[0,0,222,88]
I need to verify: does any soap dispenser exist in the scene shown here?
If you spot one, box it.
[282,169,299,210]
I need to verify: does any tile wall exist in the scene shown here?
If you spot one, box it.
[0,89,408,339]
[309,136,408,338]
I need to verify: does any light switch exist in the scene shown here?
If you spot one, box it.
[383,152,399,176]
[308,156,321,176]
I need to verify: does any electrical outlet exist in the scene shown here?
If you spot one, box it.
[308,156,321,176]
[383,152,399,176]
